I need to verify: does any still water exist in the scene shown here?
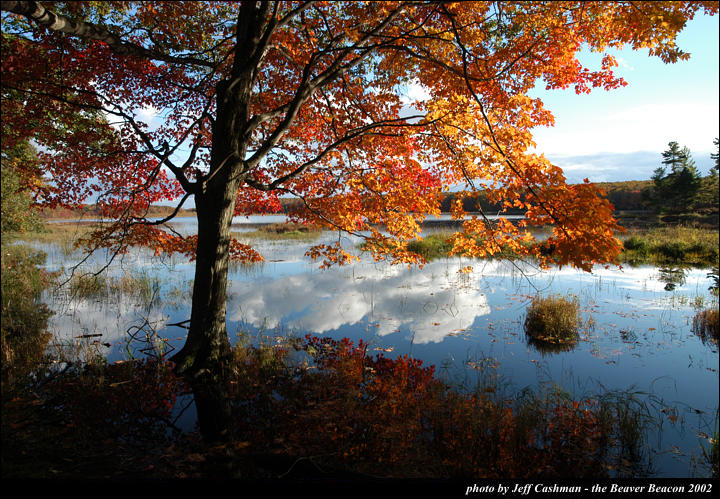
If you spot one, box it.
[34,217,718,477]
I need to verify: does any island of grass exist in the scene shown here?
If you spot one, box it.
[524,294,581,345]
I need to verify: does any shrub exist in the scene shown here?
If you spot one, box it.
[524,295,580,345]
[623,236,648,253]
[217,335,650,478]
[1,358,189,478]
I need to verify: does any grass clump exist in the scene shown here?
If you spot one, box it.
[692,307,719,345]
[524,294,580,345]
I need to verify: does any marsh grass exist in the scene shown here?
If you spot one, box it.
[68,270,159,303]
[404,231,527,260]
[692,307,719,345]
[232,222,322,241]
[620,227,719,267]
[394,226,718,268]
[9,221,96,257]
[704,414,719,478]
[405,231,456,259]
[524,294,581,345]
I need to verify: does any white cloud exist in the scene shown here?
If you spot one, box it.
[615,56,635,71]
[543,150,715,183]
[532,101,718,157]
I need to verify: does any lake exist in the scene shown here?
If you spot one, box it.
[31,216,718,477]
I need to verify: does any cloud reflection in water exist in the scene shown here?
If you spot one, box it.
[227,260,491,344]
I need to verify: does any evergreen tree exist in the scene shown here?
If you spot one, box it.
[661,141,688,173]
[648,141,702,213]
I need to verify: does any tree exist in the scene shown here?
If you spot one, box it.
[650,141,702,213]
[661,140,688,173]
[2,1,716,374]
[1,140,44,233]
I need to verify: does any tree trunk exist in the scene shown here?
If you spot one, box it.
[171,188,237,375]
[171,81,246,375]
[171,4,262,376]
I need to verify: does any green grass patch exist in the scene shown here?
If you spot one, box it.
[406,231,456,259]
[402,231,522,260]
[620,226,719,267]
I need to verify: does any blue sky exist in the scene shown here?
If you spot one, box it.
[529,12,719,183]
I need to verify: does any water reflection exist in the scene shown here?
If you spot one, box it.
[657,267,688,291]
[48,288,171,360]
[227,260,491,344]
[526,336,578,356]
[32,230,719,477]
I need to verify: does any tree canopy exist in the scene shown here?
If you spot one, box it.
[2,0,716,372]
